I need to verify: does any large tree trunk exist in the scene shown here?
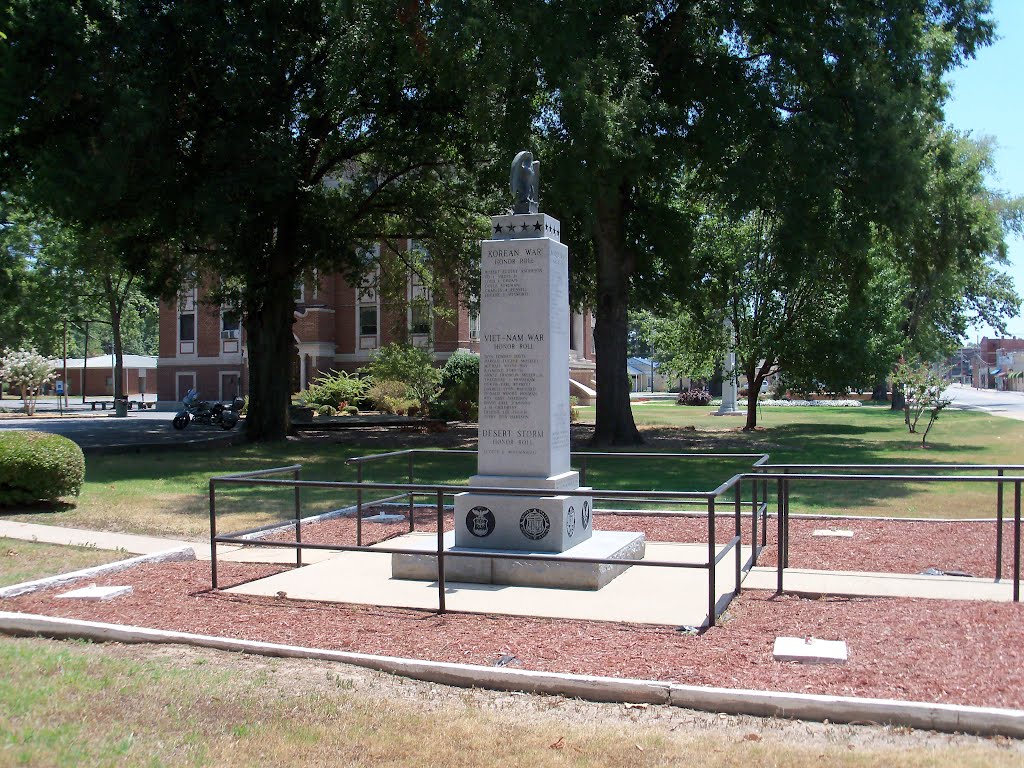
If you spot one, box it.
[744,364,762,431]
[591,189,642,446]
[244,275,295,442]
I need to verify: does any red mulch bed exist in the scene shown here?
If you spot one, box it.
[3,559,1022,710]
[264,508,1021,579]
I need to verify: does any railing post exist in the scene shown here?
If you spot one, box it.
[294,467,302,569]
[734,482,742,594]
[761,477,768,548]
[408,452,415,533]
[997,468,1005,581]
[356,462,363,548]
[783,474,791,569]
[437,489,446,614]
[751,476,759,565]
[776,478,784,595]
[209,479,218,590]
[708,497,717,626]
[1014,480,1021,603]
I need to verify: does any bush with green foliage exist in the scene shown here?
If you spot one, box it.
[299,369,369,410]
[0,431,85,505]
[569,395,580,423]
[362,344,441,411]
[366,380,417,415]
[438,350,479,420]
[315,404,337,417]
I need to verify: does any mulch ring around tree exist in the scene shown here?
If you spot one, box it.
[2,545,1022,711]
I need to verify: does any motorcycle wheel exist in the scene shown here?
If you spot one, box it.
[172,414,189,430]
[221,412,239,430]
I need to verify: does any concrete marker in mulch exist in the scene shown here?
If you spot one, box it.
[0,546,195,599]
[0,611,1021,739]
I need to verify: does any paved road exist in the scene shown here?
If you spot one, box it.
[943,383,1024,422]
[0,409,239,450]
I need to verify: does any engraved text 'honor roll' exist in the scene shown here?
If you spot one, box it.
[477,214,571,479]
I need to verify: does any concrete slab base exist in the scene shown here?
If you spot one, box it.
[774,636,848,664]
[227,537,751,627]
[391,530,645,590]
[362,513,405,524]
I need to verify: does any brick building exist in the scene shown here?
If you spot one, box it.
[51,354,157,400]
[156,243,597,407]
[972,337,1024,390]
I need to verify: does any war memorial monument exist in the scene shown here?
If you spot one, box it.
[393,151,645,589]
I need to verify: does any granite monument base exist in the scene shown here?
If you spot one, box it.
[391,530,646,591]
[453,489,593,552]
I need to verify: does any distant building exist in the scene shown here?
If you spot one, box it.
[973,337,1024,390]
[156,241,598,406]
[50,354,157,399]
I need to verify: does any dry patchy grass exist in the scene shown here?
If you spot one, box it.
[0,538,126,588]
[0,637,1020,767]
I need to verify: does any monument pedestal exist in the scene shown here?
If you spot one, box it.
[391,530,646,591]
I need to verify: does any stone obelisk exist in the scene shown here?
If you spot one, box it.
[453,151,593,552]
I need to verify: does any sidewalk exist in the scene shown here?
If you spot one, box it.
[1,521,1017,608]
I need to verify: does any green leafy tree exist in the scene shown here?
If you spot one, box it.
[892,359,953,446]
[2,0,503,440]
[522,0,995,444]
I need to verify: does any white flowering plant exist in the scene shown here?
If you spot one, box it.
[0,348,55,415]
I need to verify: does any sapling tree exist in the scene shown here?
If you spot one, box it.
[0,348,54,415]
[892,360,953,447]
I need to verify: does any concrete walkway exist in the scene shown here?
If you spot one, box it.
[1,521,1018,628]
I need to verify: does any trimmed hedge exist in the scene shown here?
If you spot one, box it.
[0,430,85,505]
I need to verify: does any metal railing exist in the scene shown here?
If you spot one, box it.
[751,463,1024,601]
[209,451,772,627]
[207,456,1022,632]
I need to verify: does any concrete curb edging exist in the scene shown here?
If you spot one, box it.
[0,611,1021,738]
[0,547,196,599]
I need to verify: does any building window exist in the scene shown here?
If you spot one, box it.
[221,311,240,339]
[294,280,305,303]
[469,311,480,341]
[359,305,378,336]
[179,313,195,342]
[410,302,431,336]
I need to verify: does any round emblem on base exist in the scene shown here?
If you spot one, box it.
[519,508,551,540]
[566,505,576,537]
[466,506,496,538]
[582,500,591,529]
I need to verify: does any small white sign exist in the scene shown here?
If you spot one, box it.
[774,636,848,664]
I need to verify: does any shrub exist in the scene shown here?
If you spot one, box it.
[363,344,441,411]
[0,431,85,505]
[315,404,337,417]
[676,388,712,406]
[300,370,369,410]
[569,395,580,423]
[367,380,417,415]
[439,350,479,419]
[341,405,358,415]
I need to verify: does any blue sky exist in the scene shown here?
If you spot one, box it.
[944,0,1024,341]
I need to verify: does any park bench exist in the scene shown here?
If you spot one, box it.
[88,398,154,411]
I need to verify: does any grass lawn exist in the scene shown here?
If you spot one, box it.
[0,636,1018,768]
[0,538,126,588]
[1,404,1021,539]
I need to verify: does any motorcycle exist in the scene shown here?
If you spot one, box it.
[172,389,243,430]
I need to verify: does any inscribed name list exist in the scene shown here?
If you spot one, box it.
[478,238,570,478]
